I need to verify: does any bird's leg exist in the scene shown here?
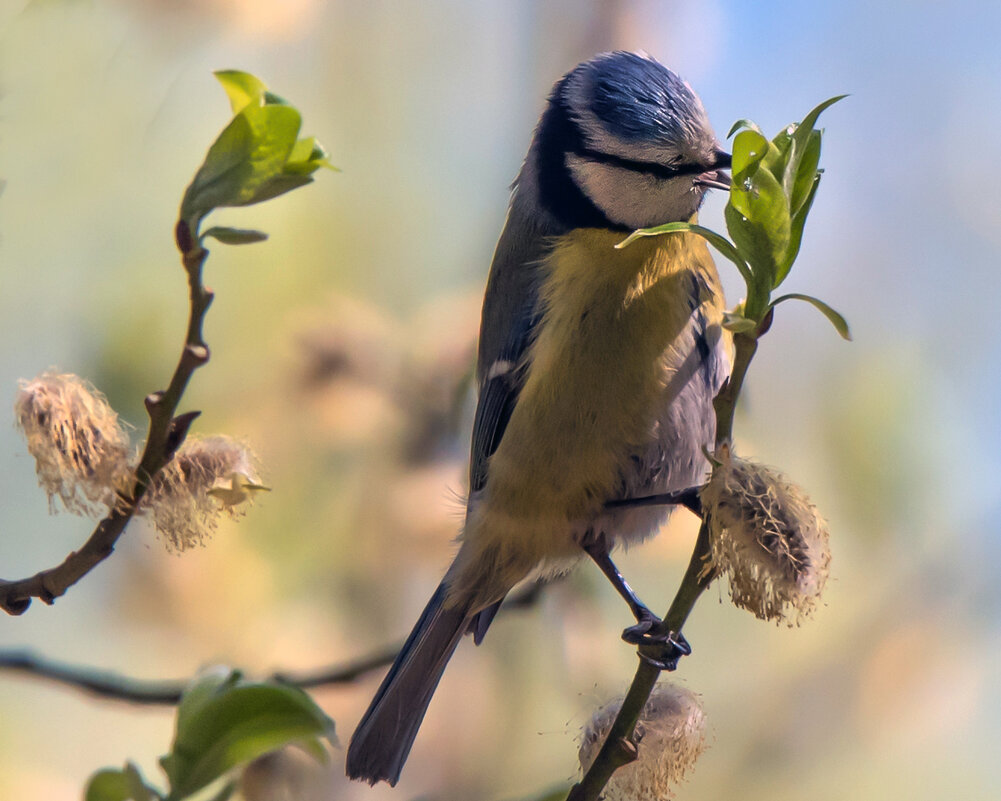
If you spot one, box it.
[582,535,691,671]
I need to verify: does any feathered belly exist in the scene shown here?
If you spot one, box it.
[451,231,728,606]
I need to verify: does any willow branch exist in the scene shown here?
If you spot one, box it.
[567,330,759,801]
[0,220,212,615]
[0,582,545,703]
[0,647,398,706]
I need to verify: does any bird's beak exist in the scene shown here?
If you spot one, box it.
[694,149,732,191]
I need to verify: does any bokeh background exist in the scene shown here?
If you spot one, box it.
[1,1,1000,799]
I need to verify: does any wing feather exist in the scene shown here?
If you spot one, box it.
[468,201,553,493]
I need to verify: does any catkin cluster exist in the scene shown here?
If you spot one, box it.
[142,435,265,552]
[579,683,707,801]
[14,371,265,551]
[14,371,131,515]
[700,444,831,624]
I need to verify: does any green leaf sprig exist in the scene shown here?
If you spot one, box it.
[180,70,335,241]
[85,667,336,801]
[618,96,850,341]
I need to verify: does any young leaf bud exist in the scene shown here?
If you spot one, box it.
[142,436,265,552]
[579,683,707,801]
[13,371,131,515]
[700,444,831,624]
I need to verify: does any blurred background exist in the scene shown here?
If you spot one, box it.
[1,0,999,799]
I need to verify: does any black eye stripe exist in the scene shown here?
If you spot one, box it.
[570,146,706,180]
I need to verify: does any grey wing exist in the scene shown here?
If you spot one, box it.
[467,204,552,494]
[465,203,554,643]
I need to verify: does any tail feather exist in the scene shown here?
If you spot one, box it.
[469,595,505,645]
[346,581,473,786]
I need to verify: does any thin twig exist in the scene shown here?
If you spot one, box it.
[566,524,714,801]
[0,647,399,706]
[0,651,191,705]
[566,331,758,801]
[0,582,547,703]
[0,221,212,615]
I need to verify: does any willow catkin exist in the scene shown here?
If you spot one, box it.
[700,444,831,624]
[142,435,265,552]
[14,371,131,516]
[579,683,707,801]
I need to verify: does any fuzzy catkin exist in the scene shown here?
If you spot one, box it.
[579,683,706,801]
[701,444,831,624]
[14,371,131,516]
[142,436,261,552]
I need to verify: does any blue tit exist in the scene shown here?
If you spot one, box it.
[347,50,732,786]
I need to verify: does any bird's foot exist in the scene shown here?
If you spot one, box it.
[621,609,691,671]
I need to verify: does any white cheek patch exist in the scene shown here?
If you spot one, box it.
[566,154,698,230]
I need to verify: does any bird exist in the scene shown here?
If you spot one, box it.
[346,50,732,787]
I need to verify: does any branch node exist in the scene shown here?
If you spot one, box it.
[185,344,210,364]
[1,594,31,615]
[144,391,165,414]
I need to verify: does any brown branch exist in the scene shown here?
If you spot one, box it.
[0,582,546,703]
[0,647,399,706]
[0,221,212,615]
[567,331,758,801]
[566,524,714,801]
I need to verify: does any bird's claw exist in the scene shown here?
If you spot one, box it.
[621,610,691,671]
[621,614,658,644]
[638,632,691,671]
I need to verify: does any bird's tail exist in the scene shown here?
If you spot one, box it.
[346,580,473,786]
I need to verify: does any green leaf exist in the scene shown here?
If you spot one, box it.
[244,172,314,204]
[296,734,336,763]
[284,136,338,174]
[730,128,769,177]
[727,118,763,138]
[789,129,822,216]
[161,674,335,799]
[85,769,132,801]
[769,292,852,340]
[768,125,796,198]
[123,764,158,801]
[201,226,269,245]
[776,172,821,285]
[180,103,302,223]
[785,95,845,207]
[793,95,847,150]
[616,221,753,285]
[174,667,241,747]
[180,113,254,221]
[263,90,289,106]
[725,163,791,289]
[214,70,268,113]
[286,136,317,167]
[85,763,159,801]
[762,130,792,189]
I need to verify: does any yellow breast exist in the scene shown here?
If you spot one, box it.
[482,227,724,526]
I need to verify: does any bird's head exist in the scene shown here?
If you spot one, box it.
[529,51,730,232]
